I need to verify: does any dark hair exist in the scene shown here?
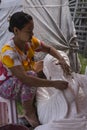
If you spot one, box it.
[8,11,33,33]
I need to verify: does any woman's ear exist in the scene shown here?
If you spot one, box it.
[13,27,18,35]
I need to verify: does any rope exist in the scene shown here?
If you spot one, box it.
[0,1,73,10]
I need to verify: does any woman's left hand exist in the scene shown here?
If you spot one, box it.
[56,59,72,75]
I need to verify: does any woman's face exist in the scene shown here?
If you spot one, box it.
[15,20,34,43]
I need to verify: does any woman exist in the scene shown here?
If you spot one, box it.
[0,12,70,128]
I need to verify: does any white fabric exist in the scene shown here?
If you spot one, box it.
[36,51,87,130]
[23,0,75,47]
[0,0,80,72]
[36,87,68,124]
[0,0,23,49]
[35,118,87,130]
[23,0,80,72]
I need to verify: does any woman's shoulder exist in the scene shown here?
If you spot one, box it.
[31,36,40,44]
[1,38,15,52]
[31,36,40,48]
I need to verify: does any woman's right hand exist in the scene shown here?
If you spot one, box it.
[54,80,68,90]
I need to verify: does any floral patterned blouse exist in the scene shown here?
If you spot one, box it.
[0,36,42,83]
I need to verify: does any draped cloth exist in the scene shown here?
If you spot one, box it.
[23,0,80,72]
[0,0,80,72]
[0,0,23,49]
[35,51,87,130]
[35,118,87,130]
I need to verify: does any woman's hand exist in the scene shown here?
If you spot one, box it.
[54,80,68,90]
[34,60,43,73]
[56,59,72,75]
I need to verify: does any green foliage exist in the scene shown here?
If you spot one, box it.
[17,101,23,115]
[79,54,87,74]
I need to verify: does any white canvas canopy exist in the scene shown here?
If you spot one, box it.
[0,0,23,47]
[0,0,81,72]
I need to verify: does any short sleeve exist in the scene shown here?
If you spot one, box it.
[1,45,22,68]
[31,36,43,51]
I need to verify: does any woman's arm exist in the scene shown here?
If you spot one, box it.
[40,43,71,75]
[9,65,68,90]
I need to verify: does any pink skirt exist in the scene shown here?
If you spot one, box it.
[0,71,37,102]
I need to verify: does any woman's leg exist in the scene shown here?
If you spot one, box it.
[0,77,22,99]
[0,71,40,127]
[22,94,40,127]
[21,71,40,128]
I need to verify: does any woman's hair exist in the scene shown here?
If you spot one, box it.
[8,11,33,33]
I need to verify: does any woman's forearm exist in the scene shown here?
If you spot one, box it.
[9,61,68,90]
[18,73,68,90]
